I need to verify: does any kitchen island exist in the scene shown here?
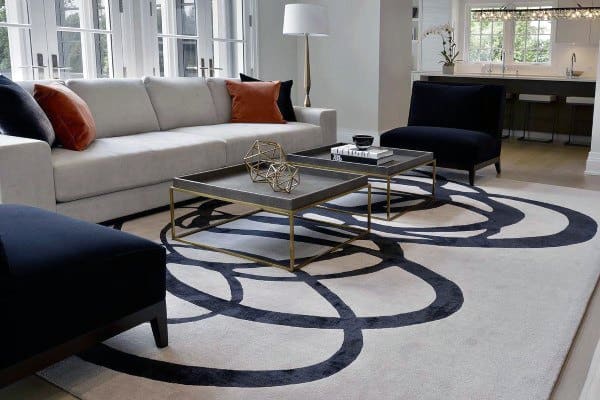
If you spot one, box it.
[416,72,596,141]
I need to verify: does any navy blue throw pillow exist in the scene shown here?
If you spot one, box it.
[240,73,297,122]
[0,75,55,145]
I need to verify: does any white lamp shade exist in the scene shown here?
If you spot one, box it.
[283,4,329,36]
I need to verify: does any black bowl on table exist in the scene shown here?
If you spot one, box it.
[352,135,374,150]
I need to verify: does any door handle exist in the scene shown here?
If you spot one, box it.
[207,58,223,77]
[200,58,206,78]
[50,54,71,79]
[199,58,223,78]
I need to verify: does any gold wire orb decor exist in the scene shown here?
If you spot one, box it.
[265,162,300,193]
[243,140,287,183]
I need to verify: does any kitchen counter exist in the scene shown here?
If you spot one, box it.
[417,72,596,98]
[418,72,596,83]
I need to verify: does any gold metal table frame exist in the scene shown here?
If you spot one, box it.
[169,184,372,272]
[290,159,436,221]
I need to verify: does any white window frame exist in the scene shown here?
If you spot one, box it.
[152,0,256,78]
[0,0,37,80]
[42,0,124,79]
[5,0,126,81]
[467,6,505,63]
[464,1,556,66]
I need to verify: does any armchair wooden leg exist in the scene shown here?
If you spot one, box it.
[150,301,168,348]
[495,160,501,174]
[469,168,475,186]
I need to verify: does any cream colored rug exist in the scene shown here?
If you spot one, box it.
[40,175,600,400]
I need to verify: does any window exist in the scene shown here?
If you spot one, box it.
[514,7,552,63]
[156,0,250,78]
[52,0,122,79]
[467,3,553,65]
[469,8,504,63]
[0,0,123,81]
[0,0,34,80]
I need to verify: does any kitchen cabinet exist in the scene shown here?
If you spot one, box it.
[555,0,600,45]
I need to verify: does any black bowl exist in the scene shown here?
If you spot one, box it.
[352,135,374,150]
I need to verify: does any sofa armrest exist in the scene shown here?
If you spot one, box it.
[0,136,56,211]
[293,107,337,146]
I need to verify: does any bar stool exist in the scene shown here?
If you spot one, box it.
[565,96,594,146]
[518,94,558,143]
[503,92,516,139]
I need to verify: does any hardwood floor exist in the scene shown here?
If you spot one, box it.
[475,138,600,191]
[1,139,599,400]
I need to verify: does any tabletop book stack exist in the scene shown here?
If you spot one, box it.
[330,144,395,165]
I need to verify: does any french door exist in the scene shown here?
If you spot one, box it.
[155,0,254,78]
[0,0,123,81]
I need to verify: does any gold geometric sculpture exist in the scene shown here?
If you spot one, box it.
[243,140,286,183]
[266,162,300,193]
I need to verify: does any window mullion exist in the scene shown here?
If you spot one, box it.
[80,0,96,78]
[196,0,208,77]
[505,20,514,63]
[165,0,178,77]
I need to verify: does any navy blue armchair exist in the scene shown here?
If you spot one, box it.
[381,81,505,185]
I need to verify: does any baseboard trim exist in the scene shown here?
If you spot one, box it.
[585,152,600,176]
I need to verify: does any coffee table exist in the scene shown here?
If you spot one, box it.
[287,143,436,221]
[170,164,372,271]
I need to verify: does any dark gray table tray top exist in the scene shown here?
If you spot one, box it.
[174,164,368,211]
[287,143,434,176]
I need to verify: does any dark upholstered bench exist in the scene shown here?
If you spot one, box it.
[381,81,505,186]
[0,205,167,387]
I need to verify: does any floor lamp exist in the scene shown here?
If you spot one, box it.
[283,4,329,108]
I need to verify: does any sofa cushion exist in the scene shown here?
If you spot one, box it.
[171,122,323,165]
[143,76,218,130]
[0,204,165,367]
[52,131,227,202]
[34,83,96,151]
[0,75,56,146]
[380,126,501,167]
[66,78,160,138]
[207,77,236,124]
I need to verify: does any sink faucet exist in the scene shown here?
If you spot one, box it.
[501,49,507,75]
[570,53,577,77]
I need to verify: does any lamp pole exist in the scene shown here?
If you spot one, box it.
[304,33,311,107]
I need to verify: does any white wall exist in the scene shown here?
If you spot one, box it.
[255,0,412,142]
[294,0,382,138]
[378,0,412,132]
[256,0,299,83]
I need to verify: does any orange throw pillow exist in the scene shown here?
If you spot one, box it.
[34,83,96,151]
[226,80,286,124]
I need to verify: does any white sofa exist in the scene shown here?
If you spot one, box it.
[0,77,336,222]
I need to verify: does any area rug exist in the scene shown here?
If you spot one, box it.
[40,174,600,400]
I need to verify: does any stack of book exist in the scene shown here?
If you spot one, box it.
[330,144,395,165]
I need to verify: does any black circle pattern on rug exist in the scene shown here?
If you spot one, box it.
[80,173,598,387]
